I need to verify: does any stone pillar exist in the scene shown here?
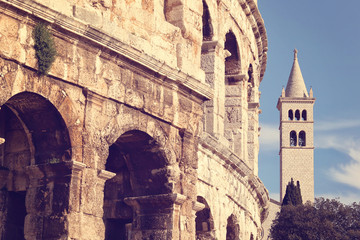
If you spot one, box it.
[178,129,199,239]
[201,40,224,137]
[24,161,84,240]
[66,161,87,239]
[224,75,247,159]
[125,193,186,240]
[247,102,260,175]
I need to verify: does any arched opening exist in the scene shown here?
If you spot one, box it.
[103,130,171,239]
[299,131,306,146]
[225,31,240,77]
[248,64,254,85]
[302,110,307,121]
[226,214,240,240]
[288,109,293,120]
[0,92,71,239]
[202,0,213,41]
[295,110,300,121]
[195,196,215,239]
[290,131,297,147]
[250,233,254,240]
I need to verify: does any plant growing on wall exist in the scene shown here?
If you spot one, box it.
[33,23,57,75]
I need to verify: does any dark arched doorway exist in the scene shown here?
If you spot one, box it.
[0,92,71,239]
[195,196,215,239]
[226,214,240,240]
[103,130,172,240]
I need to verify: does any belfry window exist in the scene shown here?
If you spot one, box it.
[288,110,293,120]
[299,131,306,146]
[302,110,307,121]
[290,131,297,146]
[295,110,300,121]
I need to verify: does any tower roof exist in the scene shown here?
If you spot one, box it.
[285,49,309,98]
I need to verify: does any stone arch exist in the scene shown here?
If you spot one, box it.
[226,214,240,240]
[101,111,178,168]
[202,0,213,41]
[0,91,72,239]
[103,129,177,239]
[1,92,71,164]
[195,196,215,239]
[224,30,241,76]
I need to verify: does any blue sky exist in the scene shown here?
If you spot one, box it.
[258,1,360,204]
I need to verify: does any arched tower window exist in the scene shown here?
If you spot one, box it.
[288,110,293,120]
[290,131,297,146]
[299,131,306,146]
[225,31,240,76]
[202,0,213,41]
[295,110,300,121]
[302,110,307,121]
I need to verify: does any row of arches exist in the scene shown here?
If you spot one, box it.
[290,130,306,147]
[288,109,307,121]
[195,196,257,240]
[0,91,259,239]
[0,92,175,239]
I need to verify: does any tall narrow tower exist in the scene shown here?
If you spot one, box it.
[277,49,315,203]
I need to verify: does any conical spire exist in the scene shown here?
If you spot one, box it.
[285,49,309,98]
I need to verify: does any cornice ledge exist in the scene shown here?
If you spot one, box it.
[239,0,268,82]
[1,0,213,101]
[199,132,269,210]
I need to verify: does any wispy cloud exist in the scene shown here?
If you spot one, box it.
[315,120,360,190]
[259,123,279,151]
[315,119,360,131]
[317,192,360,205]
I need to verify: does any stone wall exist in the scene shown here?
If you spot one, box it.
[0,0,269,239]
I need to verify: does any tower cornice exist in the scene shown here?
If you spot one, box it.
[277,97,315,110]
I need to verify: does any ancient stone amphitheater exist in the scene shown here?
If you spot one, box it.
[0,0,269,239]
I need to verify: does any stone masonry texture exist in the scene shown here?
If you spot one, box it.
[0,0,269,239]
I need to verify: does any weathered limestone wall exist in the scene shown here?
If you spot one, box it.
[197,133,268,239]
[0,0,269,239]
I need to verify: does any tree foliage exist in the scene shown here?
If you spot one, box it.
[271,198,360,240]
[33,23,57,75]
[282,178,303,206]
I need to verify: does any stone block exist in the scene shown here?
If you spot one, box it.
[73,6,103,28]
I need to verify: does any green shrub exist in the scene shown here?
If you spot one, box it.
[33,23,57,75]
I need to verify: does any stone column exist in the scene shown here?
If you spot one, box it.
[224,74,247,159]
[66,161,87,239]
[201,41,223,136]
[125,193,186,240]
[24,161,84,240]
[247,102,260,175]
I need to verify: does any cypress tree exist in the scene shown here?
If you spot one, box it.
[282,178,303,206]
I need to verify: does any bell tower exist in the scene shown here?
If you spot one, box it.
[277,49,315,203]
